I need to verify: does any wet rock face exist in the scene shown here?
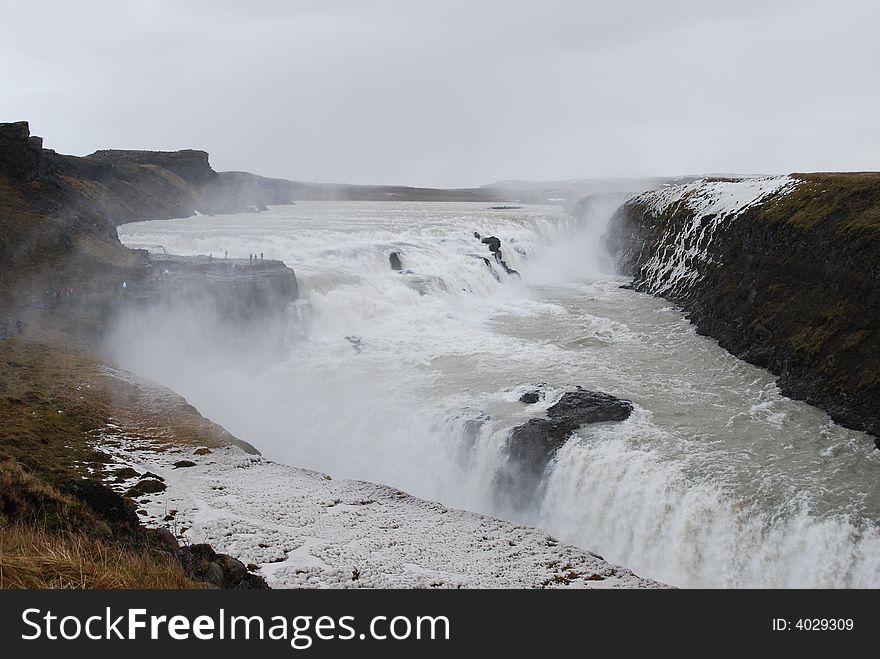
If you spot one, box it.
[0,121,42,180]
[481,236,502,253]
[508,390,633,465]
[606,174,880,444]
[119,254,299,323]
[519,384,546,404]
[545,390,633,426]
[500,390,633,512]
[476,234,519,277]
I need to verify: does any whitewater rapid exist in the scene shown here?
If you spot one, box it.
[116,200,880,588]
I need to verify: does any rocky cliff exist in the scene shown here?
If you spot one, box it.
[0,122,299,587]
[0,121,299,337]
[123,254,299,321]
[0,122,145,314]
[605,174,880,445]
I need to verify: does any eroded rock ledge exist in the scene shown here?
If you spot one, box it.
[604,174,880,445]
[502,389,634,511]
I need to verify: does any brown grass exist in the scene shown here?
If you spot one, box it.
[758,172,880,235]
[0,524,201,589]
[0,460,201,589]
[0,334,250,589]
[0,460,98,532]
[0,335,244,488]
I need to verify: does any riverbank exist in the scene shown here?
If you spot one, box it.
[0,333,264,588]
[102,423,665,589]
[1,121,664,588]
[606,174,880,446]
[0,330,664,589]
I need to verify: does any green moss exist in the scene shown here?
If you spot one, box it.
[789,325,834,356]
[758,172,880,235]
[817,301,859,327]
[859,367,879,389]
[842,329,872,351]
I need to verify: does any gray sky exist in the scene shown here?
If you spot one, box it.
[3,0,878,187]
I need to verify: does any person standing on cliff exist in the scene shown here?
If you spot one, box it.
[260,252,264,261]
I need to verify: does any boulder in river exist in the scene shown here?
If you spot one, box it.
[481,236,502,253]
[476,234,519,277]
[500,389,633,513]
[519,385,546,404]
[389,251,403,271]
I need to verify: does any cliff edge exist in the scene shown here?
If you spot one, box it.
[606,173,880,445]
[0,121,299,335]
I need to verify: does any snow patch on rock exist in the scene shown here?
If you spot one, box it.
[631,176,798,296]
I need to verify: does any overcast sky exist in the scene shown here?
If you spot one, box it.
[2,0,878,187]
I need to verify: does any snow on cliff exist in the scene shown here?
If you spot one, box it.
[630,176,798,296]
[99,430,666,589]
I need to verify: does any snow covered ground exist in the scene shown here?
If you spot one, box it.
[98,429,667,589]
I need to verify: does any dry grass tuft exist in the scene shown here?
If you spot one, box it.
[0,524,201,589]
[0,459,97,532]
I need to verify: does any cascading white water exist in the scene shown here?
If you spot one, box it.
[113,200,880,588]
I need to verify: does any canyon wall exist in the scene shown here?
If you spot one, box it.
[605,174,880,444]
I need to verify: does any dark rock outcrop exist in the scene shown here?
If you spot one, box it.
[56,477,266,588]
[501,389,633,511]
[0,121,299,241]
[88,148,217,185]
[125,478,167,498]
[176,543,268,589]
[61,478,140,533]
[606,174,880,445]
[123,254,299,323]
[478,235,519,277]
[519,386,545,404]
[509,390,633,466]
[0,121,42,181]
[148,527,181,554]
[389,251,403,271]
[481,236,502,253]
[0,125,300,336]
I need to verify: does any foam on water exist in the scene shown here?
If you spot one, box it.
[115,200,880,587]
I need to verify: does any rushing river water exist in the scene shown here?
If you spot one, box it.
[116,201,880,588]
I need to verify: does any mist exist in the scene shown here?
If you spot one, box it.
[4,0,880,187]
[105,199,620,509]
[101,195,880,588]
[5,0,880,595]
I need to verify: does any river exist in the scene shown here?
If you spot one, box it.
[116,200,880,588]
